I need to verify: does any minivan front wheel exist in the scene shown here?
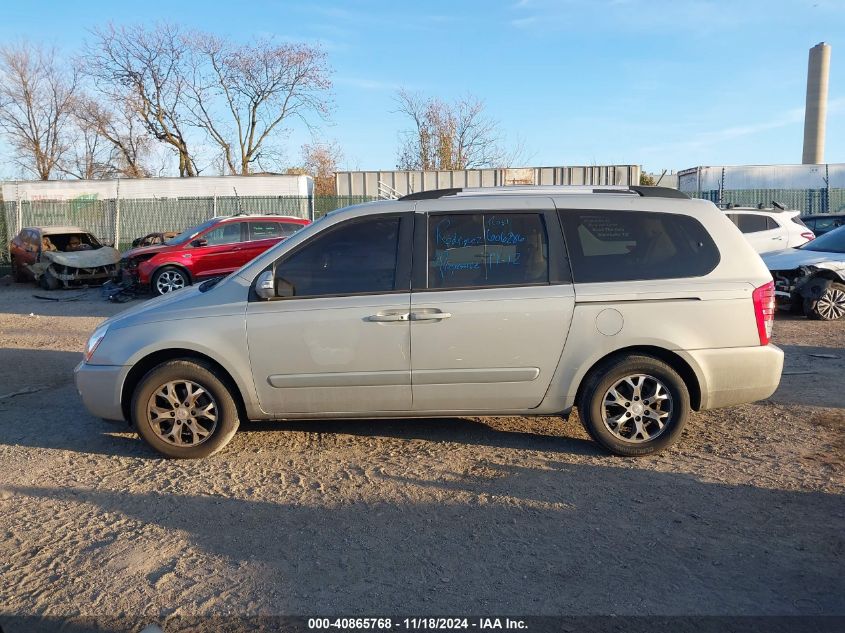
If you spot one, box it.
[578,355,690,456]
[131,360,240,458]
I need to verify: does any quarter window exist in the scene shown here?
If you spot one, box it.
[560,210,720,283]
[427,213,549,289]
[274,216,401,297]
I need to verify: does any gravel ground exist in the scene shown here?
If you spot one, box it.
[0,283,843,628]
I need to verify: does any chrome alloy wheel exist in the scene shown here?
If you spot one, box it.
[146,380,218,447]
[156,270,186,294]
[601,374,673,443]
[815,287,845,321]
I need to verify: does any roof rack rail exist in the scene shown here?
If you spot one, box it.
[398,188,463,201]
[398,185,689,201]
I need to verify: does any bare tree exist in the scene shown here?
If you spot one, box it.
[394,89,520,171]
[60,108,116,179]
[0,43,77,180]
[82,23,198,176]
[184,34,331,175]
[71,94,154,178]
[292,141,342,196]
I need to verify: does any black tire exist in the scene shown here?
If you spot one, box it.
[151,266,190,296]
[803,282,845,321]
[577,354,690,457]
[131,359,240,458]
[11,257,27,283]
[39,268,61,290]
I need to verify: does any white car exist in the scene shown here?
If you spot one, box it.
[724,206,815,253]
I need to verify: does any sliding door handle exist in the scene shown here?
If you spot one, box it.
[410,311,452,321]
[366,313,409,322]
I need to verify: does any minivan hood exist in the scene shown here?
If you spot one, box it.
[104,285,204,330]
[762,248,845,271]
[101,274,249,332]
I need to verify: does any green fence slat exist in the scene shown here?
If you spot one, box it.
[1,195,381,261]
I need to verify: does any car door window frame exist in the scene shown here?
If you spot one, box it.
[411,208,569,292]
[249,212,413,302]
[201,221,245,246]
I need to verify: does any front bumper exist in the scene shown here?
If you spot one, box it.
[74,361,128,421]
[683,344,784,410]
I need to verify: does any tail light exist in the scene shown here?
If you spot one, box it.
[800,232,815,242]
[752,281,775,346]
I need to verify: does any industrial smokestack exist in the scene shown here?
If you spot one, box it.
[802,42,831,164]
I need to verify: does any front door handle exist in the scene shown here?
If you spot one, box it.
[410,311,452,321]
[366,312,409,322]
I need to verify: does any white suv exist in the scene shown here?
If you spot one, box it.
[724,205,815,253]
[75,186,784,458]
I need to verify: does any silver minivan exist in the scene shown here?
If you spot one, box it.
[75,186,784,458]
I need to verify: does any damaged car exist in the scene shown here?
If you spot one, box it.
[9,226,120,290]
[763,224,845,320]
[131,231,179,248]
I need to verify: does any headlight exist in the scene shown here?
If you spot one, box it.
[84,324,110,363]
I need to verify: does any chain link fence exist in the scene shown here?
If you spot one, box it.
[689,188,845,215]
[0,195,377,265]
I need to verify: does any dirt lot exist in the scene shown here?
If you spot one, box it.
[0,283,843,628]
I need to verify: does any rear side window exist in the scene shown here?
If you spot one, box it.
[249,221,307,240]
[427,213,549,289]
[726,213,772,233]
[559,210,720,283]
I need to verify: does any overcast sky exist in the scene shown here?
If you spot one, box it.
[1,0,843,176]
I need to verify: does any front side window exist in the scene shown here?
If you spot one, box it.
[203,222,244,246]
[274,216,400,297]
[427,213,549,289]
[560,210,720,283]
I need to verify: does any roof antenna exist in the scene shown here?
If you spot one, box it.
[772,201,785,210]
[233,187,242,215]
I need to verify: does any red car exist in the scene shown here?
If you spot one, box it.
[121,215,310,295]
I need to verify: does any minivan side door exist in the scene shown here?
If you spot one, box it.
[246,213,413,414]
[409,198,575,411]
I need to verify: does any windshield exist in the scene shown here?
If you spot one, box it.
[166,218,219,245]
[799,225,845,254]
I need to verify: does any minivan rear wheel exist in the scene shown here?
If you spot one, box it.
[578,355,690,456]
[131,359,240,458]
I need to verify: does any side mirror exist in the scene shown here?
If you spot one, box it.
[255,270,275,300]
[255,271,295,300]
[191,238,208,248]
